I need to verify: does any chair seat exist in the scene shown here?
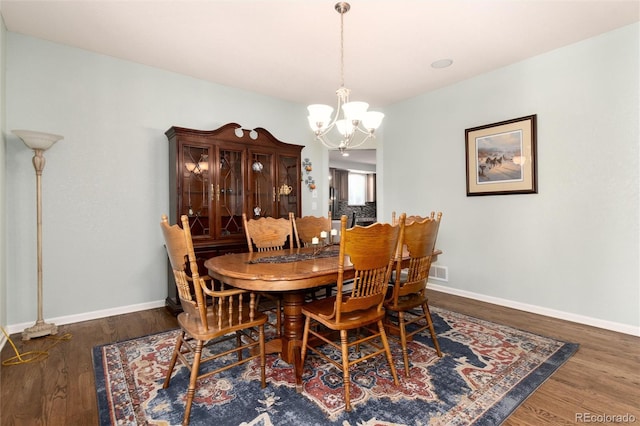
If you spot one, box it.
[385,290,428,312]
[178,309,268,341]
[302,296,386,331]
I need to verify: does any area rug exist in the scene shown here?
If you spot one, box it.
[92,307,578,425]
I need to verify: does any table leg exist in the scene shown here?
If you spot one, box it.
[279,291,305,390]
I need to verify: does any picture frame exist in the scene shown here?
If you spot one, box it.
[465,114,537,196]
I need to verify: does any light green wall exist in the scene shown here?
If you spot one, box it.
[4,33,320,325]
[2,23,638,334]
[0,13,7,330]
[381,23,639,331]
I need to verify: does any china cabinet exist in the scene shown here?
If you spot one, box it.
[165,123,303,313]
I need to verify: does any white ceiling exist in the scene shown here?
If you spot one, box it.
[1,0,638,109]
[329,148,376,166]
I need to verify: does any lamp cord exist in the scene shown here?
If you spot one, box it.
[1,326,72,366]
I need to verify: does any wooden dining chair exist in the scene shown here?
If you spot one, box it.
[160,214,267,425]
[242,213,294,252]
[292,211,335,299]
[300,213,404,412]
[347,211,357,228]
[385,212,443,377]
[392,210,434,225]
[292,211,332,248]
[242,213,294,337]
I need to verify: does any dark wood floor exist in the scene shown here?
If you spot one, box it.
[2,291,639,425]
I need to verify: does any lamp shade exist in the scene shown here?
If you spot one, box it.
[342,101,369,122]
[362,111,385,131]
[307,104,334,132]
[12,130,63,150]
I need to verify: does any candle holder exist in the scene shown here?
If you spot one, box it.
[310,227,340,256]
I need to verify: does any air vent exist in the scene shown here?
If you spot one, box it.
[429,265,448,282]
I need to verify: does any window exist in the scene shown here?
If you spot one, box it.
[348,172,366,205]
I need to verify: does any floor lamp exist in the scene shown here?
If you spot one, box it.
[12,129,64,340]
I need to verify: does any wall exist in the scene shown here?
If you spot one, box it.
[4,33,322,327]
[0,14,6,332]
[3,24,638,335]
[381,23,639,333]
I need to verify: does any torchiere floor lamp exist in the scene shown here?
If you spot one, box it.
[12,130,64,340]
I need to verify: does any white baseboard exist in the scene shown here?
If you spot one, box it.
[1,286,637,357]
[2,299,167,336]
[429,283,640,337]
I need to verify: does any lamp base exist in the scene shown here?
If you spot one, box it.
[22,321,58,341]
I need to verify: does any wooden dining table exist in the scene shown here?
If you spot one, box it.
[204,245,441,389]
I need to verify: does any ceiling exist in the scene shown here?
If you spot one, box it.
[329,148,376,166]
[1,0,638,110]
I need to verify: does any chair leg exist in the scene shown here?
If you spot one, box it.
[423,303,442,357]
[236,331,243,362]
[300,316,311,368]
[340,330,352,412]
[257,293,281,338]
[378,319,399,386]
[398,312,411,377]
[182,340,204,426]
[259,324,266,388]
[275,298,282,337]
[163,331,184,388]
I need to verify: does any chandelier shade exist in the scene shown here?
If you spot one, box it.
[307,2,383,155]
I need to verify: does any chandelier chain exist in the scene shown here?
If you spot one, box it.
[340,7,345,89]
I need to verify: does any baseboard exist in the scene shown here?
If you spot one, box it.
[1,286,636,355]
[2,299,167,336]
[429,283,640,337]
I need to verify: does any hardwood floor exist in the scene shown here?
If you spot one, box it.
[1,292,638,425]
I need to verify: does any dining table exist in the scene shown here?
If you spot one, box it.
[204,245,441,389]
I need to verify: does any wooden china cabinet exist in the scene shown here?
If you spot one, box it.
[165,122,303,314]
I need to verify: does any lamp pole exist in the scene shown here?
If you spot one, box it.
[12,130,63,340]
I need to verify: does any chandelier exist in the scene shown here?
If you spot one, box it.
[307,2,384,156]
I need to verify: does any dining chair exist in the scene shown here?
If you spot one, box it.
[242,213,295,337]
[391,210,433,225]
[160,214,267,425]
[292,211,335,299]
[300,213,404,412]
[292,211,332,248]
[385,212,443,377]
[347,211,357,228]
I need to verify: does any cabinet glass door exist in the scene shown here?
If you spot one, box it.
[182,144,212,238]
[218,147,244,238]
[249,152,274,218]
[277,154,300,218]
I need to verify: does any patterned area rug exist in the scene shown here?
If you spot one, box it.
[92,307,578,425]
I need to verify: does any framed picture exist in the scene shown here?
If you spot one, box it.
[465,114,537,196]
